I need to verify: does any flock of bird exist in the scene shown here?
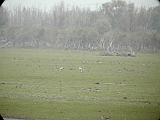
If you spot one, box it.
[11,53,159,120]
[59,66,85,72]
[58,60,111,120]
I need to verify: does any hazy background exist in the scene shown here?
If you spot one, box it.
[2,0,159,11]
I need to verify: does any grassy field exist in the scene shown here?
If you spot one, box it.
[0,48,160,120]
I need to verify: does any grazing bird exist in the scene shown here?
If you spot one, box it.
[96,60,102,64]
[95,88,99,92]
[16,84,23,88]
[79,67,84,72]
[59,67,64,71]
[88,87,91,91]
[102,115,110,120]
[82,86,86,90]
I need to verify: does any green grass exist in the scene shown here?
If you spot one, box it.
[0,48,160,120]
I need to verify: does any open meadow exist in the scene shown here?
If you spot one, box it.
[0,48,160,120]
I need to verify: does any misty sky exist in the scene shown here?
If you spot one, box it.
[2,0,159,11]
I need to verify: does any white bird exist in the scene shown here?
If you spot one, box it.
[59,67,64,71]
[79,67,84,72]
[95,89,99,92]
[88,87,91,91]
[102,115,110,120]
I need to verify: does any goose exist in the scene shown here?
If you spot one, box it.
[59,67,64,71]
[88,87,91,91]
[79,67,84,72]
[102,115,110,120]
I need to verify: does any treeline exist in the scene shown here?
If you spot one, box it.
[0,0,160,51]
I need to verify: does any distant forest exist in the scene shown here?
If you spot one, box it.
[0,0,160,52]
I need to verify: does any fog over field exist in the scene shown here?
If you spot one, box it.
[0,0,160,120]
[2,0,159,11]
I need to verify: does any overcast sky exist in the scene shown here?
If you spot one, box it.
[2,0,159,11]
